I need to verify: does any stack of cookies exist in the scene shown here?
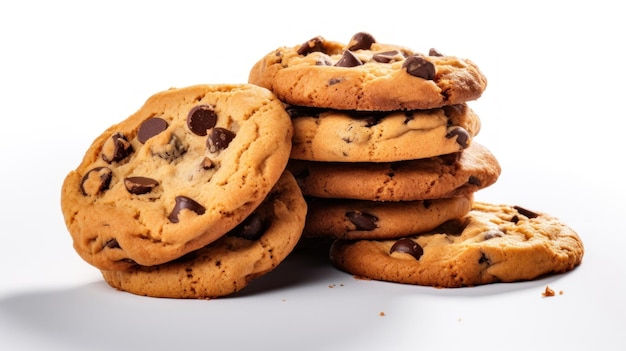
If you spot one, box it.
[248,32,584,287]
[60,84,308,298]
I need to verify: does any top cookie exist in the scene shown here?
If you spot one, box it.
[248,32,487,111]
[61,84,293,271]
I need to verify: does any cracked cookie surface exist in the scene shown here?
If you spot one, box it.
[329,202,584,287]
[285,103,480,162]
[61,84,293,271]
[101,171,307,298]
[288,142,500,201]
[248,32,487,111]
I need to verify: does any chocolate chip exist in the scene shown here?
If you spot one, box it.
[152,134,187,161]
[372,50,401,63]
[513,206,540,219]
[346,211,378,231]
[200,157,214,170]
[138,117,168,144]
[428,48,444,57]
[124,176,159,195]
[228,212,266,241]
[347,32,376,51]
[390,238,424,260]
[484,230,504,240]
[101,133,133,163]
[468,175,481,186]
[80,167,112,196]
[104,238,120,249]
[187,105,217,136]
[445,126,470,149]
[206,127,236,153]
[402,55,435,80]
[297,36,325,55]
[335,51,362,68]
[168,196,206,223]
[285,106,324,119]
[478,251,490,265]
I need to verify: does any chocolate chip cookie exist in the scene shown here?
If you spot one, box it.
[249,32,488,111]
[330,202,584,287]
[303,194,473,240]
[288,142,500,201]
[286,103,480,162]
[61,84,293,271]
[101,171,307,298]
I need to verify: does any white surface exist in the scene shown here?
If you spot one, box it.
[1,1,624,350]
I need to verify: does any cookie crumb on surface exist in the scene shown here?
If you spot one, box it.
[542,286,555,297]
[379,312,385,317]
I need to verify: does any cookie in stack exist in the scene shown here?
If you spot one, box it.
[60,84,307,298]
[248,32,584,287]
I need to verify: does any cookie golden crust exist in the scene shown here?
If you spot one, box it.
[248,32,487,111]
[329,202,584,287]
[286,103,480,162]
[303,194,473,240]
[61,84,293,271]
[288,142,500,201]
[101,171,307,299]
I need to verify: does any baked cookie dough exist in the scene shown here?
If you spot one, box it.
[249,32,487,111]
[61,84,293,271]
[286,103,480,162]
[303,194,473,240]
[288,142,500,201]
[101,171,307,299]
[330,202,584,287]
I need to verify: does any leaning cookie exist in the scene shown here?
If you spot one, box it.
[330,202,584,287]
[101,171,307,299]
[304,194,473,240]
[286,103,480,162]
[289,142,500,201]
[249,32,487,111]
[61,84,293,271]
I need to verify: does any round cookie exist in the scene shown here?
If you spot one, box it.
[248,32,488,111]
[101,171,307,299]
[286,103,480,162]
[288,142,500,201]
[61,84,293,271]
[329,202,584,287]
[304,194,473,240]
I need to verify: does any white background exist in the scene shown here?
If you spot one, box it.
[1,1,624,350]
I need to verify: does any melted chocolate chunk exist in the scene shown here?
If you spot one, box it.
[390,238,424,260]
[101,133,133,163]
[206,127,236,153]
[285,106,325,119]
[445,126,470,148]
[152,134,187,161]
[138,117,168,144]
[124,176,159,195]
[346,211,378,231]
[513,205,540,219]
[347,32,376,51]
[335,50,363,68]
[168,196,206,223]
[104,238,121,249]
[402,55,435,80]
[80,167,112,196]
[297,36,325,55]
[187,105,217,136]
[228,212,267,241]
[478,251,490,265]
[372,50,401,63]
[433,219,467,236]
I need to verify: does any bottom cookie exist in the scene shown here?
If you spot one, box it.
[329,201,584,287]
[101,171,307,298]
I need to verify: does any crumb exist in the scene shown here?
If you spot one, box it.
[542,285,555,297]
[560,290,564,295]
[458,318,462,322]
[379,312,385,317]
[329,284,335,288]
